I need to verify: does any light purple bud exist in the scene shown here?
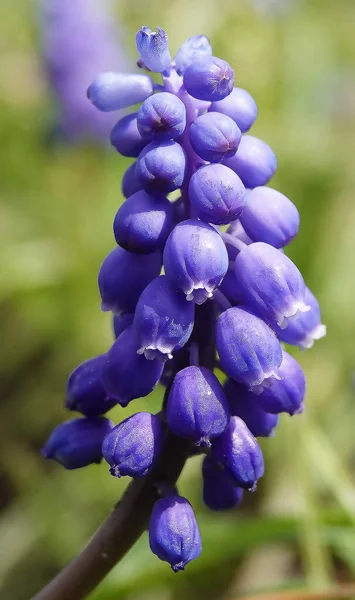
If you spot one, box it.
[234,242,310,329]
[102,412,164,477]
[272,288,326,349]
[110,113,150,158]
[183,57,234,102]
[174,35,212,74]
[137,92,186,139]
[135,26,171,72]
[211,416,264,490]
[189,112,241,163]
[216,307,283,391]
[255,351,306,415]
[224,378,278,437]
[209,87,258,133]
[136,140,186,194]
[202,456,244,511]
[101,325,164,406]
[121,162,142,198]
[87,72,154,112]
[149,495,202,571]
[239,186,300,248]
[188,164,246,225]
[113,190,173,254]
[133,275,194,361]
[167,366,230,446]
[224,135,277,188]
[163,220,228,304]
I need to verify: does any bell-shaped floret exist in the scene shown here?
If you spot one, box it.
[211,416,264,490]
[224,135,277,188]
[110,113,150,158]
[255,351,306,415]
[223,378,278,437]
[102,412,164,477]
[239,186,299,248]
[101,325,164,406]
[137,92,186,139]
[149,495,202,571]
[174,35,212,74]
[209,87,258,133]
[87,72,153,112]
[113,190,173,254]
[216,306,283,392]
[163,219,228,304]
[272,288,326,349]
[133,275,194,361]
[98,246,162,314]
[136,140,186,194]
[188,164,246,225]
[202,456,244,511]
[66,355,116,417]
[183,56,234,101]
[189,112,241,162]
[41,417,113,469]
[234,242,310,329]
[135,26,171,72]
[167,366,230,446]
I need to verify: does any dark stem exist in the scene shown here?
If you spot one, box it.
[32,305,216,600]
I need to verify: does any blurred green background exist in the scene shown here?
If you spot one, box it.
[1,0,355,598]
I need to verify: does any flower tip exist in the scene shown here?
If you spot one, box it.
[172,561,185,573]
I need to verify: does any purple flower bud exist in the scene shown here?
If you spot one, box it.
[149,496,202,571]
[113,190,173,254]
[211,416,264,489]
[135,26,171,73]
[110,113,150,158]
[167,366,230,446]
[101,325,164,406]
[239,186,300,248]
[216,307,283,391]
[272,288,326,349]
[188,164,246,225]
[42,417,114,469]
[218,269,244,305]
[209,87,258,133]
[202,456,244,510]
[98,246,162,314]
[255,351,306,415]
[183,56,234,102]
[133,275,194,360]
[189,112,241,162]
[163,220,228,304]
[136,140,186,194]
[174,35,212,75]
[224,378,278,437]
[65,355,117,417]
[121,162,142,198]
[112,312,133,339]
[234,242,309,329]
[87,72,154,112]
[102,412,164,477]
[224,135,277,188]
[137,92,186,139]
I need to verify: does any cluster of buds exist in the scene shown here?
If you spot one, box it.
[42,26,325,572]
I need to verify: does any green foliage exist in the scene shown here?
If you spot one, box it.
[1,0,355,598]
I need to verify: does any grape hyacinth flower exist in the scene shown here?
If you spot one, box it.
[41,0,131,142]
[41,25,325,584]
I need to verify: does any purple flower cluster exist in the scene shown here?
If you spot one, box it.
[42,26,326,572]
[41,0,131,142]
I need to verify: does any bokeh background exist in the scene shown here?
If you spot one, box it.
[1,0,355,598]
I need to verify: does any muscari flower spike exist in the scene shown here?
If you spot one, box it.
[42,25,325,572]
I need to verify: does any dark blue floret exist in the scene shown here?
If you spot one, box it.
[42,417,114,469]
[202,456,244,511]
[66,355,117,417]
